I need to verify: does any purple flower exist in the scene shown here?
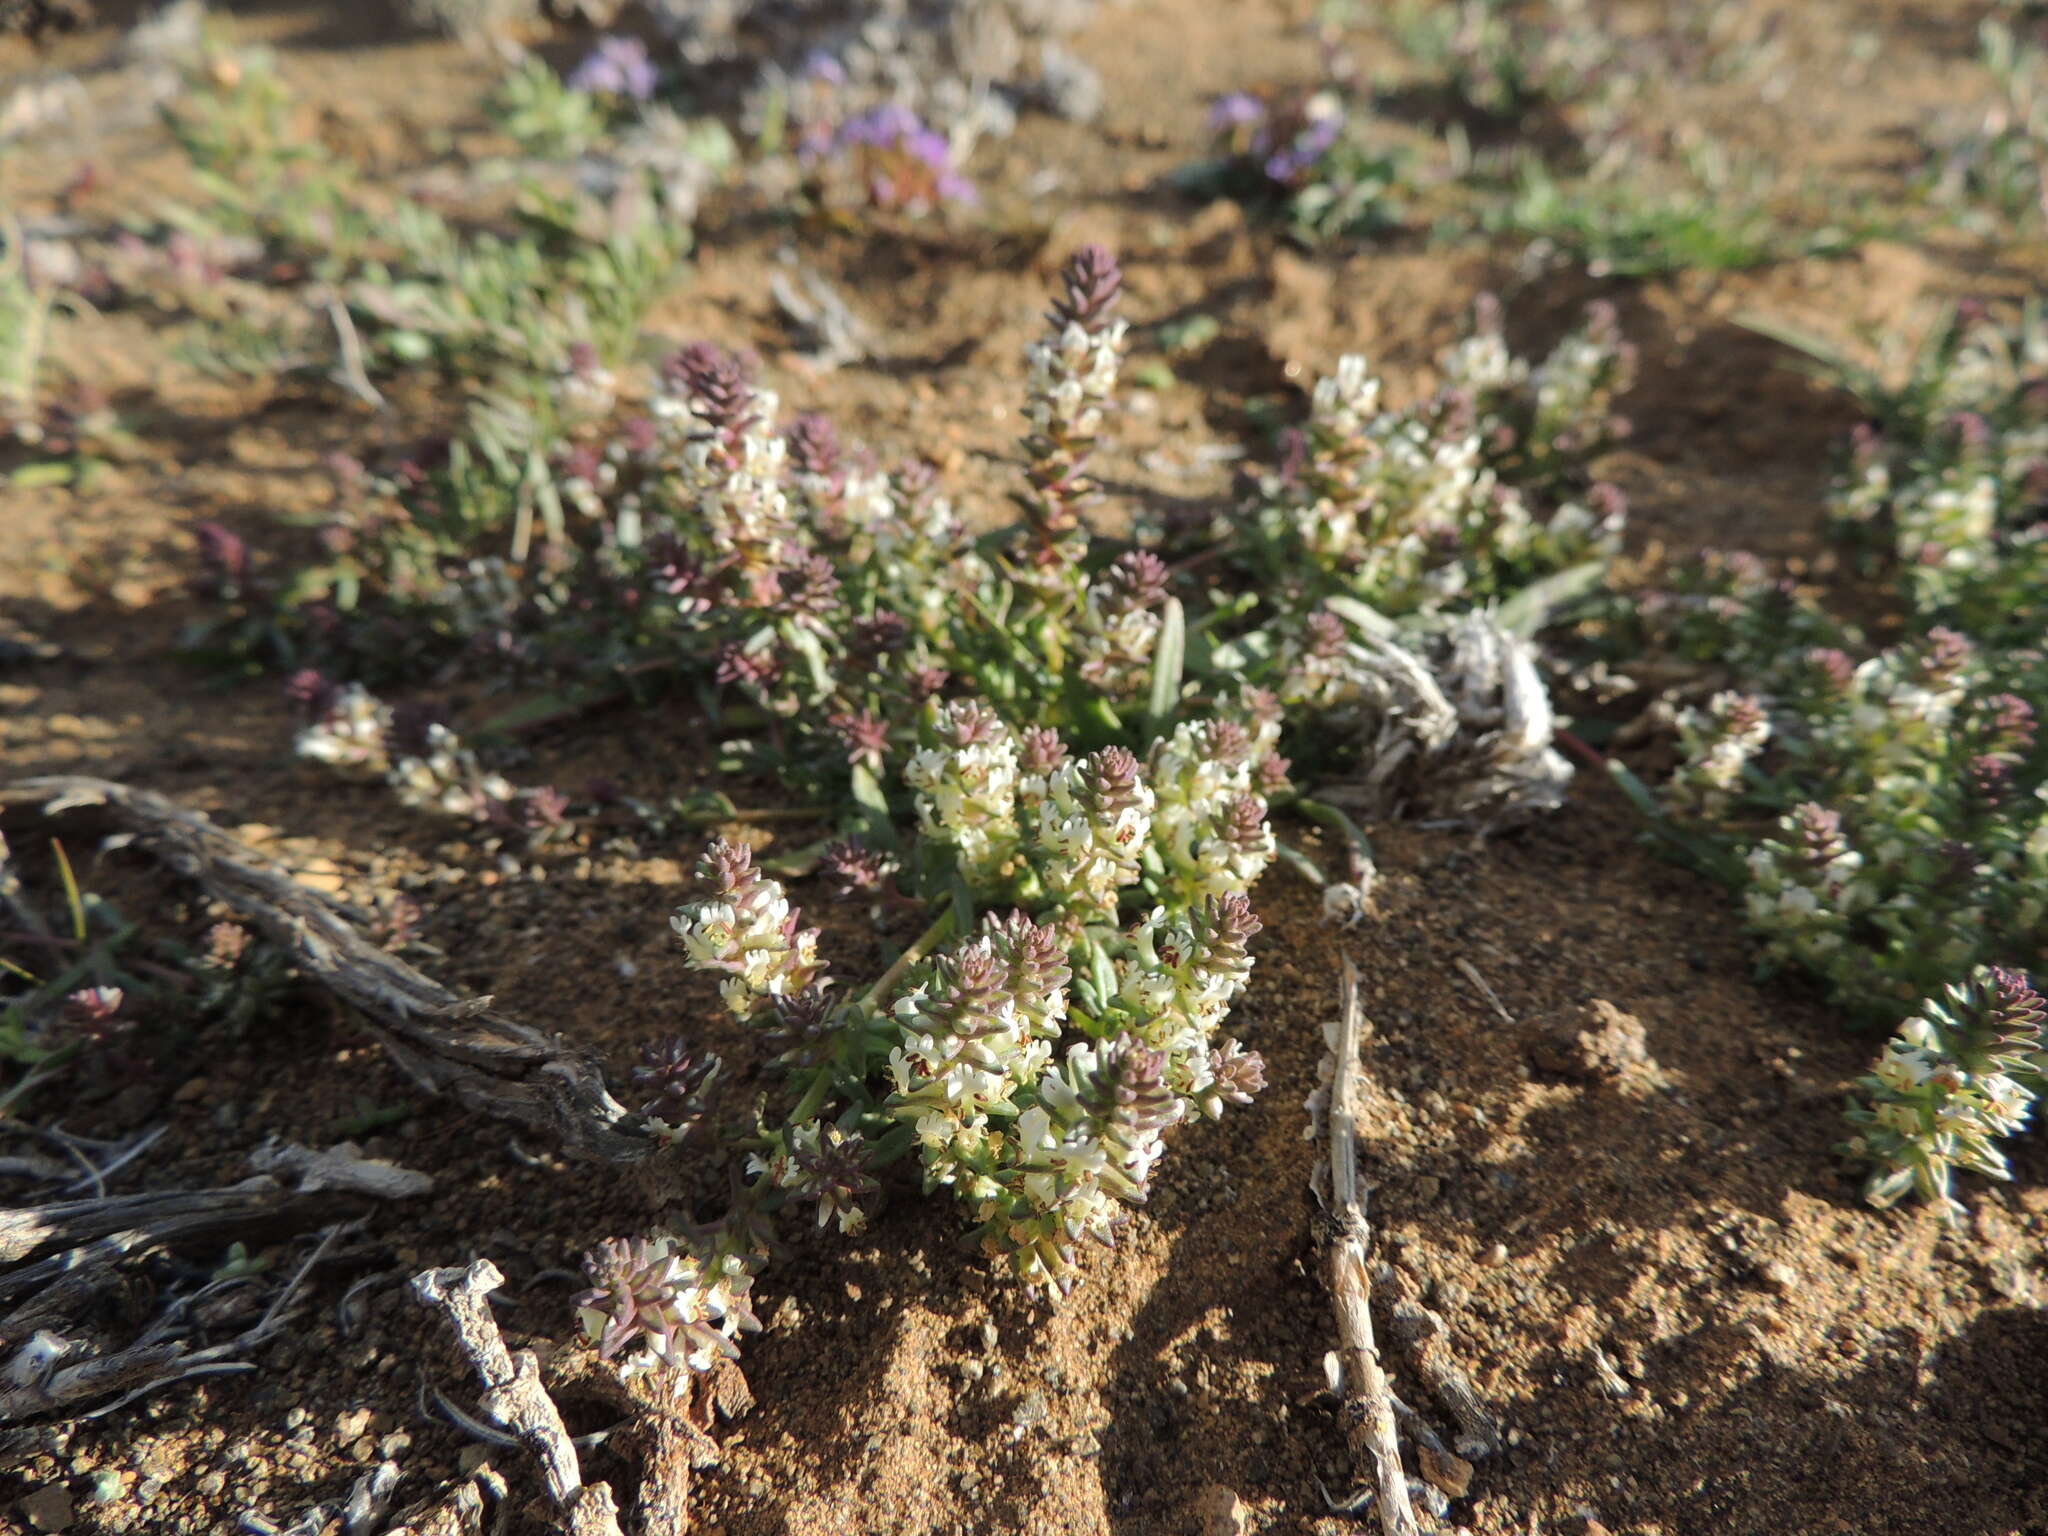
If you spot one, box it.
[1263,115,1341,186]
[569,36,658,102]
[1207,91,1267,134]
[816,105,977,213]
[800,48,847,86]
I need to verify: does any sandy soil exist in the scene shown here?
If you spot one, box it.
[3,2,2046,1535]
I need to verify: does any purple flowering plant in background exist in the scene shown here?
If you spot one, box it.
[568,35,659,103]
[803,102,977,215]
[1181,81,1405,241]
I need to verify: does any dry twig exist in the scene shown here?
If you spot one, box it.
[0,1221,349,1424]
[412,1260,626,1536]
[0,776,654,1162]
[1313,956,1421,1536]
[1387,1273,1501,1461]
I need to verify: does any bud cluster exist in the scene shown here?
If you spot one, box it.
[1242,297,1632,620]
[1846,967,2048,1220]
[1017,245,1126,583]
[1665,692,1770,819]
[574,1231,762,1379]
[670,839,827,1020]
[292,679,569,838]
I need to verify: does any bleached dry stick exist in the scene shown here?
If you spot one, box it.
[1319,956,1420,1536]
[412,1260,626,1536]
[1387,1274,1501,1461]
[0,776,653,1163]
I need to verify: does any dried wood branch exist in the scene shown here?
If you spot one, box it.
[1387,1273,1501,1461]
[412,1260,626,1536]
[0,1180,349,1267]
[0,1221,346,1423]
[0,775,654,1163]
[1315,956,1421,1536]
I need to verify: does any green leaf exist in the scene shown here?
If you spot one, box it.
[10,462,75,489]
[761,838,832,879]
[850,762,899,854]
[1144,597,1186,740]
[1090,940,1118,1015]
[1272,841,1327,887]
[1295,798,1376,874]
[1494,559,1610,636]
[1323,593,1398,640]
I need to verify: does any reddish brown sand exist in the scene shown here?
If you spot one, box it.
[3,2,2046,1534]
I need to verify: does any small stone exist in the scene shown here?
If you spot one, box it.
[81,1472,123,1505]
[1418,1444,1475,1498]
[196,1472,225,1498]
[19,1486,74,1532]
[979,1322,999,1351]
[1759,1260,1799,1295]
[1192,1482,1249,1536]
[1012,1390,1049,1429]
[1529,1000,1659,1089]
[1481,1243,1510,1268]
[960,1360,985,1384]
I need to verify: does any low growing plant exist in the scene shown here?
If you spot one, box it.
[1615,301,2048,1217]
[272,248,1638,1357]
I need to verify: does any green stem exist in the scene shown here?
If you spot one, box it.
[854,906,957,1016]
[782,906,956,1131]
[787,1067,836,1129]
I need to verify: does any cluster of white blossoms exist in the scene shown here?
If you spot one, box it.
[876,895,1264,1295]
[574,1232,761,1380]
[1845,967,2047,1221]
[885,918,1069,1197]
[1024,308,1127,447]
[1741,802,1870,974]
[293,682,394,780]
[1666,691,1771,818]
[1146,717,1280,905]
[1246,298,1634,618]
[388,721,519,822]
[295,680,568,831]
[1806,633,1975,786]
[671,839,826,1019]
[1036,747,1157,918]
[654,352,797,582]
[1286,352,1500,590]
[902,698,1283,918]
[904,698,1024,889]
[1073,550,1170,701]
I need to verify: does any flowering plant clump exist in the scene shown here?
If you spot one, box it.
[1844,968,2048,1220]
[251,247,1629,1361]
[1614,300,2048,1215]
[240,238,1626,844]
[574,729,1276,1375]
[800,102,978,215]
[290,674,572,844]
[1218,294,1635,619]
[1182,83,1408,241]
[1920,19,2048,229]
[1390,0,1611,125]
